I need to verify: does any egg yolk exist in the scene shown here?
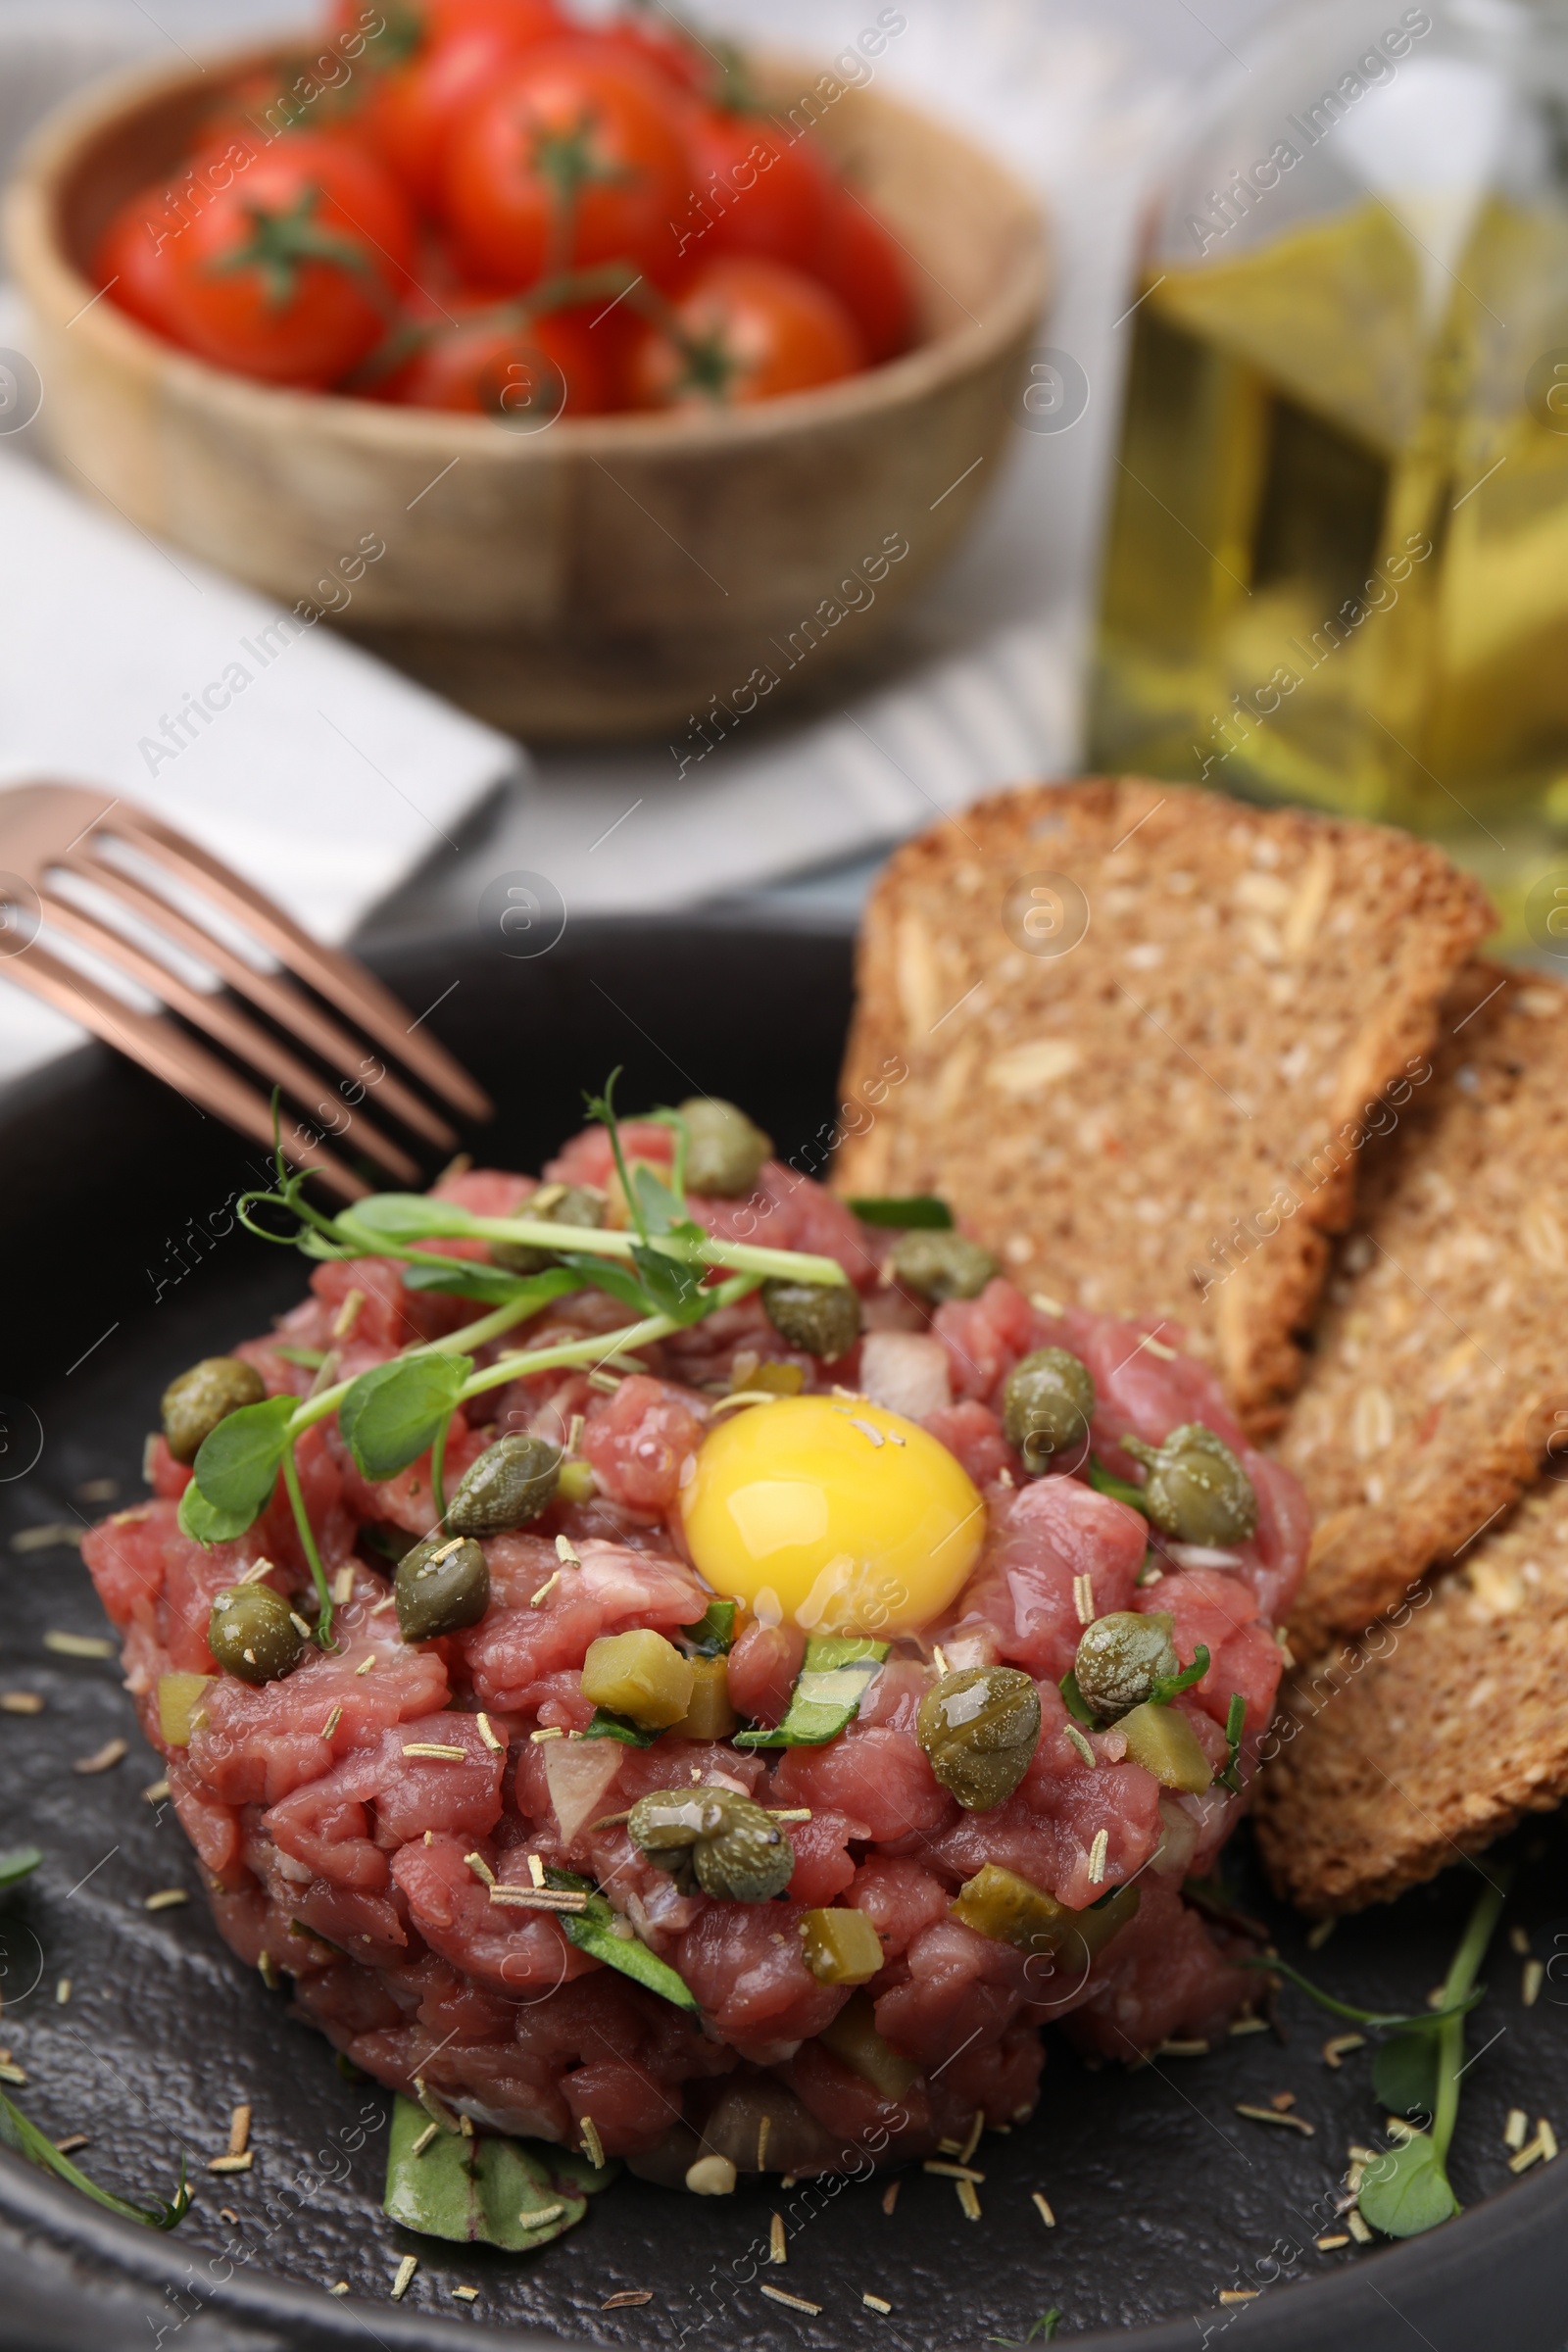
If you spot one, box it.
[680,1396,984,1638]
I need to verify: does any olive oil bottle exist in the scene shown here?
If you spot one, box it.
[1089,0,1568,937]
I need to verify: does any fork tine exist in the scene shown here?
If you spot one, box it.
[110,808,493,1121]
[37,886,422,1186]
[64,844,459,1152]
[1,935,368,1200]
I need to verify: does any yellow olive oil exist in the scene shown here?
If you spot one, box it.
[1089,195,1568,927]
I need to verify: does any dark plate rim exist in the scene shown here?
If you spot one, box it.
[3,913,1566,2352]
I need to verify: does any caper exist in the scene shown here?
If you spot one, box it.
[760,1277,861,1360]
[394,1533,489,1642]
[1121,1423,1257,1545]
[887,1229,998,1303]
[208,1583,305,1686]
[1072,1611,1179,1721]
[161,1355,267,1465]
[915,1664,1041,1809]
[677,1099,772,1198]
[492,1184,607,1274]
[628,1786,795,1902]
[446,1434,561,1537]
[1001,1348,1096,1471]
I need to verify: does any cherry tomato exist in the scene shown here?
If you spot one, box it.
[341,0,566,210]
[677,108,833,274]
[814,186,913,365]
[624,257,865,407]
[594,11,712,96]
[441,45,693,291]
[157,133,416,387]
[92,184,186,339]
[379,303,612,416]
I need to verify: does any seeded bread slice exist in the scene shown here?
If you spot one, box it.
[1254,1482,1568,1912]
[835,780,1493,1434]
[1281,963,1568,1658]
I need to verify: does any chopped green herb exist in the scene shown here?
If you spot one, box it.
[581,1708,658,1747]
[684,1598,738,1657]
[0,1846,42,1893]
[734,1635,889,1748]
[271,1344,327,1368]
[987,2311,1062,2344]
[1087,1456,1148,1512]
[0,2086,189,2230]
[1145,1644,1209,1707]
[383,2092,616,2248]
[1215,1691,1247,1792]
[847,1196,954,1230]
[544,1870,700,2011]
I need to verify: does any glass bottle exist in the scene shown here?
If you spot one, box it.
[1088,0,1568,937]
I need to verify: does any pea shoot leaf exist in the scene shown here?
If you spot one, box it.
[1355,2132,1457,2237]
[0,2086,189,2230]
[336,1193,480,1247]
[557,1251,651,1315]
[630,1162,686,1236]
[1238,1953,1486,2033]
[544,1870,700,2011]
[0,1845,42,1893]
[185,1395,297,1540]
[1371,2030,1441,2118]
[630,1245,708,1325]
[848,1196,954,1229]
[339,1352,473,1482]
[402,1263,583,1313]
[382,2094,615,2248]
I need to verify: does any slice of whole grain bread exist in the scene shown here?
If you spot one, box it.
[1281,963,1568,1657]
[834,780,1492,1434]
[1254,1481,1568,1912]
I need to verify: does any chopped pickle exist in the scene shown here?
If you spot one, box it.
[580,1630,695,1730]
[800,1908,885,1985]
[728,1351,806,1396]
[158,1672,212,1747]
[1117,1700,1213,1792]
[734,1634,889,1749]
[816,1990,921,2098]
[951,1863,1141,1965]
[669,1655,738,1741]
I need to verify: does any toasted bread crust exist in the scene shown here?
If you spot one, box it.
[1255,1481,1568,1912]
[1280,964,1568,1656]
[836,780,1492,1435]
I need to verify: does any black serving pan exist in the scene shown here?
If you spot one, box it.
[2,914,1567,2352]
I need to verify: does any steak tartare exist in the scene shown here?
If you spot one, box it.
[81,1096,1308,2186]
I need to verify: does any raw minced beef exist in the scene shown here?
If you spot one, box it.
[82,1131,1308,2178]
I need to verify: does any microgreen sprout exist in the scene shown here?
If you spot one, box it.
[182,1076,851,1577]
[1245,1870,1509,2239]
[1087,1456,1150,1512]
[0,2086,190,2230]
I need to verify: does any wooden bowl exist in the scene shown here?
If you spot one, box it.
[4,44,1048,741]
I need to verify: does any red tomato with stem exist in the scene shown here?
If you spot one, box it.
[623,256,865,407]
[677,107,834,273]
[379,303,612,417]
[441,45,693,291]
[91,184,186,338]
[158,133,416,387]
[814,186,914,365]
[341,0,567,210]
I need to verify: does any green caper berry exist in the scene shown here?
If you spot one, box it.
[628,1786,795,1902]
[1122,1423,1257,1545]
[161,1356,267,1465]
[677,1099,772,1198]
[887,1230,999,1303]
[394,1534,490,1642]
[760,1278,861,1360]
[446,1434,561,1537]
[208,1583,305,1686]
[1002,1348,1096,1471]
[915,1665,1042,1809]
[492,1184,607,1275]
[1072,1611,1179,1720]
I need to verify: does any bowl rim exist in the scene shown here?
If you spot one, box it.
[3,36,1052,459]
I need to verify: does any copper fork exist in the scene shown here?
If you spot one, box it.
[0,781,491,1200]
